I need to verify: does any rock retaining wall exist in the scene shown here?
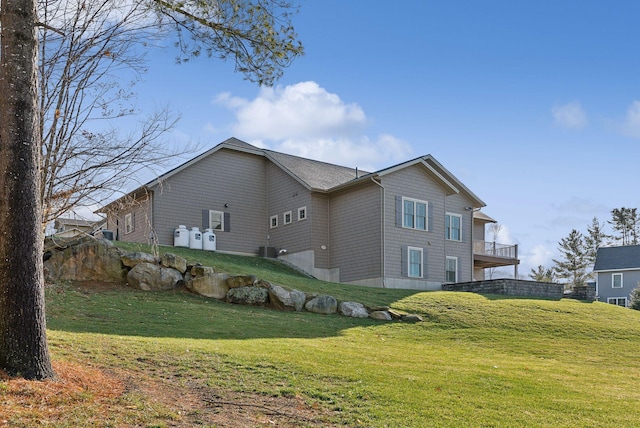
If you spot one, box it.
[44,235,423,322]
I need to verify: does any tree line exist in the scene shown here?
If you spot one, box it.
[529,207,639,288]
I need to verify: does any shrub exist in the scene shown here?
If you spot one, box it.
[629,283,640,310]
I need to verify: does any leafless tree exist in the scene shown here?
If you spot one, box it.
[0,0,304,379]
[38,0,190,224]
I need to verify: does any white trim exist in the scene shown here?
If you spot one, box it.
[124,213,133,234]
[209,210,224,231]
[402,197,428,231]
[283,210,292,225]
[270,215,278,229]
[407,246,423,278]
[612,272,623,288]
[446,256,458,283]
[298,206,307,221]
[594,267,640,273]
[607,297,627,307]
[445,212,462,241]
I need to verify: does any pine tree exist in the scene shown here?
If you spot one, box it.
[584,217,606,265]
[608,207,639,246]
[529,265,556,282]
[553,229,589,289]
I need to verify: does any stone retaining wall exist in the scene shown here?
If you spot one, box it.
[442,279,565,300]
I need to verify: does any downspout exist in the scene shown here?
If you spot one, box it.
[370,177,385,287]
[265,161,270,255]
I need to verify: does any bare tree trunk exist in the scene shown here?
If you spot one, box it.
[0,0,55,379]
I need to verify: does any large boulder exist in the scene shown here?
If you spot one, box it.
[268,284,306,312]
[44,235,127,283]
[369,310,392,321]
[304,295,338,315]
[339,302,369,318]
[226,286,269,306]
[187,273,229,299]
[127,262,184,291]
[121,251,158,268]
[226,275,256,289]
[191,265,214,276]
[161,253,187,274]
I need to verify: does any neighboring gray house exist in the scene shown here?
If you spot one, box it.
[99,137,518,290]
[593,245,640,307]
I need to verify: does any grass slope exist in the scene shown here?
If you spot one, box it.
[10,244,640,426]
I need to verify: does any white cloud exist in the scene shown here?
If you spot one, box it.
[522,244,555,272]
[552,102,587,130]
[215,81,413,170]
[620,100,640,138]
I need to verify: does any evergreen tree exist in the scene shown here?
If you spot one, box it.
[608,207,639,246]
[553,229,589,289]
[629,283,640,311]
[584,217,606,264]
[529,265,556,282]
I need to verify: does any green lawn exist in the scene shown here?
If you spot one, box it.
[42,244,640,426]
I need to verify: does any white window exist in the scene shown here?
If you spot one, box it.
[445,256,458,283]
[445,213,462,241]
[402,197,427,230]
[408,247,423,278]
[270,215,278,229]
[612,273,623,288]
[209,210,224,231]
[607,297,627,307]
[284,211,292,225]
[298,206,307,221]
[124,213,134,234]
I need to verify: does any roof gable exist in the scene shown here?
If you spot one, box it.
[593,245,640,271]
[99,137,486,210]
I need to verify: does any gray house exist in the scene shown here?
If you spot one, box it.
[593,245,640,307]
[99,137,518,290]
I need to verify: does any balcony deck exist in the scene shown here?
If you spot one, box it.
[473,240,520,269]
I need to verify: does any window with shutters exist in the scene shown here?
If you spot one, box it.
[209,210,224,231]
[408,247,423,278]
[402,197,427,231]
[445,213,462,241]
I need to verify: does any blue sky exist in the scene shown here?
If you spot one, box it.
[118,1,640,277]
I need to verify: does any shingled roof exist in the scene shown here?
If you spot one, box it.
[264,149,364,191]
[593,245,640,271]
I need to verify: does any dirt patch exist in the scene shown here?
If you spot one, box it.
[0,361,335,427]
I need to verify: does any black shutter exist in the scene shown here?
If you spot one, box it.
[401,245,408,277]
[396,196,403,227]
[427,201,433,232]
[224,212,231,232]
[202,209,209,230]
[422,248,428,278]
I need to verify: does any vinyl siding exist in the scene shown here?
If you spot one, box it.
[311,194,330,269]
[443,193,475,283]
[329,182,382,283]
[381,165,474,284]
[597,269,640,305]
[264,162,313,254]
[105,194,152,243]
[151,148,268,252]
